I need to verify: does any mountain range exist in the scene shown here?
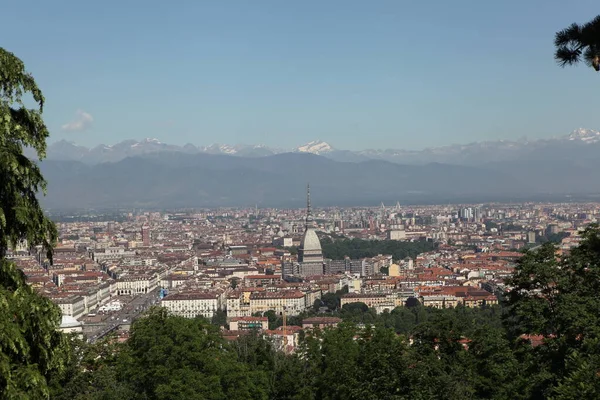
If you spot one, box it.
[45,128,600,166]
[37,128,600,209]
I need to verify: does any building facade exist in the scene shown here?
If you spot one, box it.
[161,292,223,319]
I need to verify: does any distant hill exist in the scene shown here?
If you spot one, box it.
[39,152,532,210]
[39,128,600,209]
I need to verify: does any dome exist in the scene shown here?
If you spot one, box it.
[60,315,82,328]
[300,228,322,251]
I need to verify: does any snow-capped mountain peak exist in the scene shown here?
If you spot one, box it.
[201,144,238,154]
[295,140,334,154]
[568,128,600,142]
[45,127,599,165]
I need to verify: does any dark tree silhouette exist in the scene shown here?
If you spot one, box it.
[555,15,600,71]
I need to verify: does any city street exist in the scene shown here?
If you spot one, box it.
[87,288,161,343]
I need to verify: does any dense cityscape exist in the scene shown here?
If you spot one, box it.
[8,188,592,349]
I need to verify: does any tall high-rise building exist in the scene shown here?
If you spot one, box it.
[459,207,474,221]
[473,207,482,222]
[297,184,324,277]
[141,225,150,246]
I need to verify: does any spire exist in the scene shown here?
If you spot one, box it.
[306,183,313,226]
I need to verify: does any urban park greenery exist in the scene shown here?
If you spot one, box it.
[320,237,436,261]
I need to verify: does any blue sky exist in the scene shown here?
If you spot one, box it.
[3,1,599,150]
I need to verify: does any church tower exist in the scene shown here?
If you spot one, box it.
[297,184,324,276]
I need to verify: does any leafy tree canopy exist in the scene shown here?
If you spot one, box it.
[0,47,67,399]
[119,308,268,400]
[320,237,435,261]
[555,15,600,72]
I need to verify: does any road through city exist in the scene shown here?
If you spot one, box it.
[88,288,161,343]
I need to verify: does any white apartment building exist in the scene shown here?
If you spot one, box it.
[116,273,158,295]
[304,289,322,310]
[161,292,223,319]
[160,274,196,290]
[83,290,98,313]
[121,258,158,267]
[97,282,112,305]
[226,293,252,318]
[340,293,395,314]
[420,295,460,309]
[91,247,137,262]
[54,296,86,319]
[249,290,307,316]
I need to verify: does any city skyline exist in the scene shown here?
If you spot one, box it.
[2,1,600,150]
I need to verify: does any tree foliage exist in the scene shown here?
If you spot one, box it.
[0,48,67,399]
[0,260,70,399]
[320,237,435,261]
[118,308,268,400]
[555,15,600,72]
[504,225,600,397]
[0,48,57,258]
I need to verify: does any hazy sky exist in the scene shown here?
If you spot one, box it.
[3,1,599,150]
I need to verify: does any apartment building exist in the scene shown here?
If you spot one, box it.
[229,316,269,331]
[420,295,461,309]
[53,295,86,319]
[249,290,307,316]
[161,292,223,319]
[340,293,395,313]
[243,274,282,287]
[116,273,159,295]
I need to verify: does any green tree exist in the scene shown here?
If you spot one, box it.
[467,327,524,400]
[405,296,420,308]
[320,237,435,262]
[0,48,57,258]
[319,286,348,312]
[353,326,413,400]
[552,343,600,400]
[0,48,67,399]
[262,310,279,330]
[503,243,563,339]
[312,298,322,312]
[52,337,134,400]
[308,323,361,399]
[341,301,369,314]
[555,15,600,72]
[119,307,268,399]
[211,309,227,327]
[504,226,600,396]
